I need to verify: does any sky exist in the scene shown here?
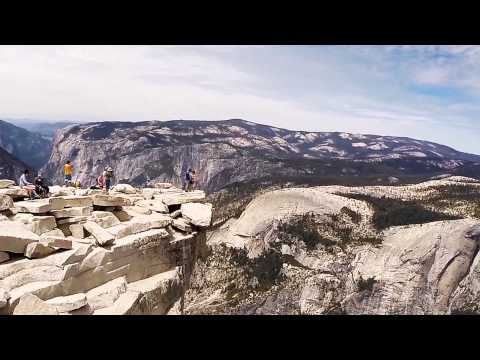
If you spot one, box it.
[1,45,480,154]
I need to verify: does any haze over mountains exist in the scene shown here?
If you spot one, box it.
[0,120,53,170]
[6,119,78,141]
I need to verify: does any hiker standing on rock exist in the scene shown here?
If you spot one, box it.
[189,169,197,191]
[104,166,114,193]
[19,169,38,200]
[184,168,197,192]
[63,160,73,187]
[183,168,192,191]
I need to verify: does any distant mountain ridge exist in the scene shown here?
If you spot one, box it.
[6,119,79,140]
[0,145,31,181]
[0,120,53,169]
[42,119,480,191]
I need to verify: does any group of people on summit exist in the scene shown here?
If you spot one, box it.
[19,169,49,200]
[62,160,115,192]
[90,166,114,192]
[18,160,115,200]
[18,161,198,200]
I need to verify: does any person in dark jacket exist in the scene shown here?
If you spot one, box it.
[34,173,49,198]
[189,169,196,191]
[104,166,114,193]
[183,168,192,191]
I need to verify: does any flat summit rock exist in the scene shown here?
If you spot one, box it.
[0,222,40,253]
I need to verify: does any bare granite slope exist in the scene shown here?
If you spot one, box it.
[184,176,480,315]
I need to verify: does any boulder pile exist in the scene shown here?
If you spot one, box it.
[0,181,212,315]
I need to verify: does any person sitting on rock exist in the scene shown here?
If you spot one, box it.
[63,160,73,187]
[19,169,38,199]
[97,173,105,189]
[89,175,101,190]
[34,173,49,198]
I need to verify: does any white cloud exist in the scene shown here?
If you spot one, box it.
[0,45,479,154]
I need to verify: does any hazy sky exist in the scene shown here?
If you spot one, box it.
[1,45,480,154]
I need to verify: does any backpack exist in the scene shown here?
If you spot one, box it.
[185,171,191,182]
[106,168,114,178]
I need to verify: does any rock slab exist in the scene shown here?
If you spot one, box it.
[181,202,212,227]
[24,242,56,259]
[92,194,126,207]
[13,293,59,315]
[83,221,115,246]
[46,293,87,313]
[172,218,192,233]
[0,222,40,253]
[62,195,93,208]
[40,237,73,250]
[0,179,15,189]
[50,206,92,218]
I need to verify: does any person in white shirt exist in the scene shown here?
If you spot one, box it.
[19,169,38,199]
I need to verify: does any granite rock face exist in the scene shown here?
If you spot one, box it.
[41,119,480,192]
[184,177,480,315]
[346,220,480,315]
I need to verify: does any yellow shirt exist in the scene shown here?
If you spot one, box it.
[64,164,73,176]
